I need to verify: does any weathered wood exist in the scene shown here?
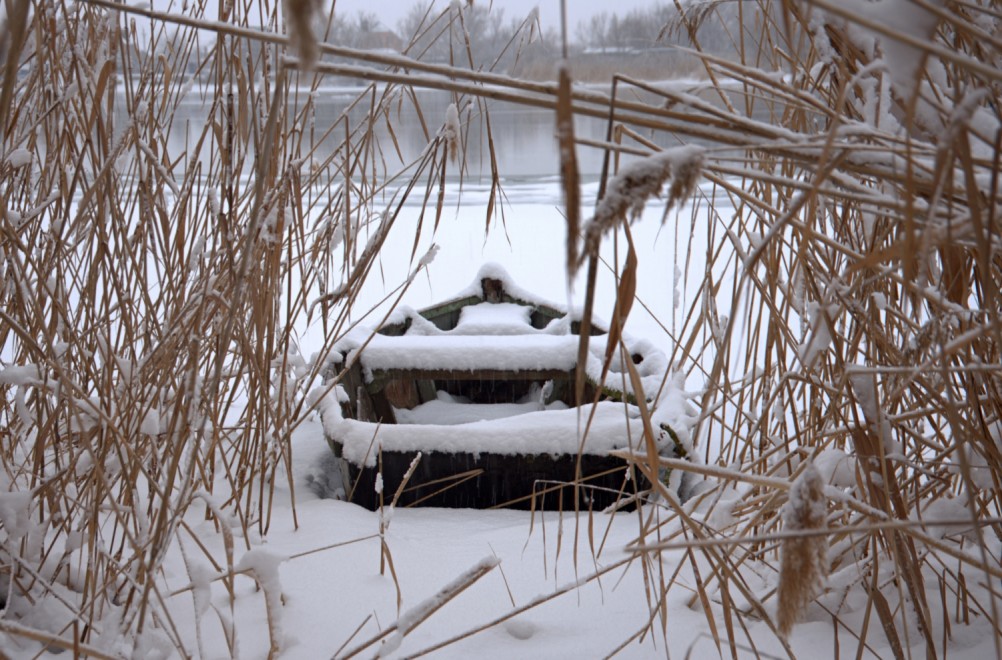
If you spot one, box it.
[333,445,649,511]
[570,319,607,336]
[368,368,575,394]
[376,289,587,336]
[339,359,381,422]
[376,317,412,336]
[368,389,398,425]
[383,377,421,409]
[482,277,504,303]
[415,379,438,404]
[365,366,635,407]
[355,386,371,422]
[418,295,482,331]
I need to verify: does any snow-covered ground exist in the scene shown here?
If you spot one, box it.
[156,180,733,658]
[157,420,999,659]
[173,421,710,659]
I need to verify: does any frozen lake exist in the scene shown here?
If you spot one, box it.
[161,83,730,179]
[330,176,724,353]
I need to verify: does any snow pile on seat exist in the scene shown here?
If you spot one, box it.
[332,401,647,467]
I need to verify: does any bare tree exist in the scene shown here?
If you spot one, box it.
[397,2,544,72]
[576,13,609,50]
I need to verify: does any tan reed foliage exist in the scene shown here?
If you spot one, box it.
[0,0,999,657]
[0,0,521,653]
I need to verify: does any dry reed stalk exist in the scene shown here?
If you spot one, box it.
[338,556,500,659]
[404,554,634,658]
[556,62,580,281]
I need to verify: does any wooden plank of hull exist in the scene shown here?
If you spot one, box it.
[332,444,648,511]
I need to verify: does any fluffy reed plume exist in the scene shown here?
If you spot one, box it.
[777,463,828,638]
[578,145,703,274]
[284,0,321,68]
[443,103,461,163]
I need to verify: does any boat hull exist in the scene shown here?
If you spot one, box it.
[330,441,648,510]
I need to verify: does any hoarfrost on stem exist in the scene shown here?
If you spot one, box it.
[798,301,837,368]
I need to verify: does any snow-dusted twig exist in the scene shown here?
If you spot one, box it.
[338,556,500,659]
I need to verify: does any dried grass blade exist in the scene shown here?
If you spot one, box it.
[0,0,30,131]
[866,578,906,660]
[574,256,598,407]
[604,226,638,370]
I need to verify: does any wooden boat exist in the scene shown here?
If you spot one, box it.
[318,264,693,510]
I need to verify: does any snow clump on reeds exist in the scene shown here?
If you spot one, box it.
[443,103,462,163]
[579,145,703,274]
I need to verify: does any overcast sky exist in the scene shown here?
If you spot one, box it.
[327,0,658,34]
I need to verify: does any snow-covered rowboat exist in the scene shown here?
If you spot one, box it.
[317,264,694,510]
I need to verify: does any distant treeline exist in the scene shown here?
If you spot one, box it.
[121,2,747,82]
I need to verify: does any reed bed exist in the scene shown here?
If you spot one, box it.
[0,0,483,652]
[602,1,1002,657]
[0,0,998,657]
